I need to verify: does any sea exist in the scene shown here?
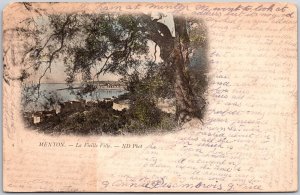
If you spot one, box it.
[23,83,127,111]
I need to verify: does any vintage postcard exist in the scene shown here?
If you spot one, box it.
[2,2,297,192]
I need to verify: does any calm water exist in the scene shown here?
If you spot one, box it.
[40,83,126,101]
[23,83,127,111]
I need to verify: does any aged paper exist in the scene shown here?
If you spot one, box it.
[3,2,297,192]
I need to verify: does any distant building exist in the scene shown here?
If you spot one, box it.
[88,80,126,89]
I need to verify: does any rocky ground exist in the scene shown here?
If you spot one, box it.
[23,100,178,135]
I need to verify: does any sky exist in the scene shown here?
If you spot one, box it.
[37,13,173,83]
[41,40,161,83]
[42,62,122,83]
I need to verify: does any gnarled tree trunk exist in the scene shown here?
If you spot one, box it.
[172,17,201,124]
[143,15,202,124]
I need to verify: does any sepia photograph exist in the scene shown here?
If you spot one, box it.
[8,7,209,135]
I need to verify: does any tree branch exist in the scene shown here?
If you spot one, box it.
[35,16,72,98]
